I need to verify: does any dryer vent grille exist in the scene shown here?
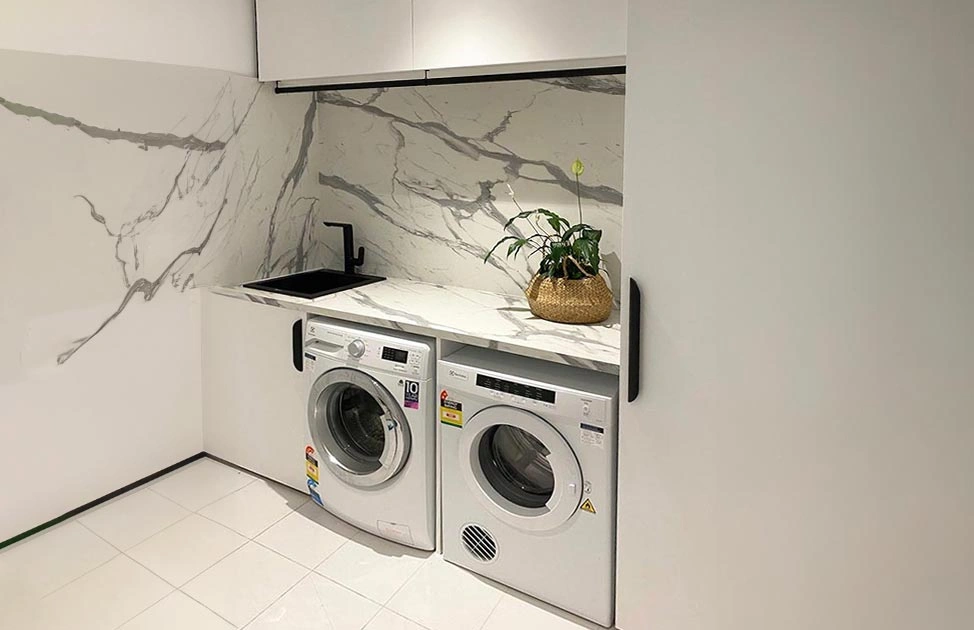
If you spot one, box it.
[460,524,497,563]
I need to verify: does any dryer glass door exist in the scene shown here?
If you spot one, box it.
[308,367,411,488]
[460,406,582,532]
[480,425,554,509]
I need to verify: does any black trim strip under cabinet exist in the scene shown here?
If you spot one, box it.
[275,65,626,94]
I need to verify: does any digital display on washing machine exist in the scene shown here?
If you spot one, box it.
[476,374,556,403]
[381,347,409,364]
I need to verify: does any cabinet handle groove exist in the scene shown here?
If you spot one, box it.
[292,319,303,372]
[627,278,641,403]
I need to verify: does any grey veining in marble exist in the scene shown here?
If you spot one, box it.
[212,279,621,374]
[1,50,328,367]
[311,77,625,298]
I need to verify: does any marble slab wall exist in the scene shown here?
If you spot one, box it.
[312,76,625,298]
[0,49,324,540]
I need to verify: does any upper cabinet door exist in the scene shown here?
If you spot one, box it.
[257,0,415,82]
[413,0,627,73]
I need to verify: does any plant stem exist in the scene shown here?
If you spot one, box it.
[575,174,583,223]
[565,255,594,277]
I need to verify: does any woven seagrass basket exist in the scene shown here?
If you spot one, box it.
[525,274,613,324]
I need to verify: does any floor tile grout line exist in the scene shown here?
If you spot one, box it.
[29,521,122,601]
[229,565,315,629]
[375,607,435,630]
[192,497,305,542]
[376,607,434,630]
[175,475,261,514]
[178,581,263,629]
[256,529,354,573]
[73,521,177,630]
[107,587,174,630]
[125,526,248,592]
[311,568,392,609]
[368,549,432,608]
[478,594,506,630]
[73,483,244,629]
[358,603,385,630]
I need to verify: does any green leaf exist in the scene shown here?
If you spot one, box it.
[484,235,518,262]
[547,240,569,278]
[560,224,585,241]
[503,209,540,230]
[507,238,529,258]
[572,237,600,271]
[581,227,602,243]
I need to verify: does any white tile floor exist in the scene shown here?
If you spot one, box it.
[0,458,606,630]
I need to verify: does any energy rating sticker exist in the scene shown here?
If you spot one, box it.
[305,447,319,483]
[580,499,597,514]
[439,392,463,427]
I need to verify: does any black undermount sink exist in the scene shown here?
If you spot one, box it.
[244,268,385,299]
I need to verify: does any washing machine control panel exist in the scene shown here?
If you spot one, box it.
[306,319,432,378]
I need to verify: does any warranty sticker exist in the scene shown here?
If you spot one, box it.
[404,380,420,409]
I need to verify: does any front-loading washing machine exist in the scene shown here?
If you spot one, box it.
[438,346,619,627]
[303,317,436,550]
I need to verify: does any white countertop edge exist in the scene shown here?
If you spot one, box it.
[207,281,621,375]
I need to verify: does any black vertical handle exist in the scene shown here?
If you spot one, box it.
[292,319,303,372]
[627,278,641,403]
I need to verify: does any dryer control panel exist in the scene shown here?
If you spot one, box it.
[305,317,433,379]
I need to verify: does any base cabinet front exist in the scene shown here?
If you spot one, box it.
[202,293,307,490]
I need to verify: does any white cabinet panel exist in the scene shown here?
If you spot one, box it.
[202,293,307,491]
[616,2,974,629]
[257,0,415,81]
[414,0,626,72]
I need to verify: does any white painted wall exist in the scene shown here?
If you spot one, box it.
[0,49,320,542]
[0,0,256,76]
[616,2,974,629]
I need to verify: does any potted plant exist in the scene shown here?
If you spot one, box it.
[485,159,613,324]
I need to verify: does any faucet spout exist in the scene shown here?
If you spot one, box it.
[323,221,365,274]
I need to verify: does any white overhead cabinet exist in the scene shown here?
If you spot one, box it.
[413,0,627,76]
[257,0,626,85]
[256,0,418,82]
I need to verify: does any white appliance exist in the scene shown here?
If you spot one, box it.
[303,317,436,550]
[438,347,619,627]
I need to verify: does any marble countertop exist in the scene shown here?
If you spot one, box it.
[209,277,621,374]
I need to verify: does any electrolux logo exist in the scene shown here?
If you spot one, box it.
[448,369,469,381]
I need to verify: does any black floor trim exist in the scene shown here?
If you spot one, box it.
[0,452,206,551]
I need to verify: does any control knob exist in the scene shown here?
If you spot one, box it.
[347,339,366,358]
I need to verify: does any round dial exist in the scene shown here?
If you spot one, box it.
[347,339,366,358]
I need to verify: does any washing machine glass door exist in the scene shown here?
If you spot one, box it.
[459,406,582,532]
[308,367,411,488]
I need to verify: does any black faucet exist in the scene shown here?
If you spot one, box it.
[323,221,365,274]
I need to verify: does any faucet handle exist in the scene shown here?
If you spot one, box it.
[352,246,365,267]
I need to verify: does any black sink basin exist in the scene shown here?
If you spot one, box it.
[244,268,385,299]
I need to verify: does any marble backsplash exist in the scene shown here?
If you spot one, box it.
[312,76,625,297]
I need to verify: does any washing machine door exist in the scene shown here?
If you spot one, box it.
[308,367,411,488]
[459,406,583,532]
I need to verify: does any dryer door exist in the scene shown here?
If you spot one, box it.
[308,367,411,488]
[459,406,583,532]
